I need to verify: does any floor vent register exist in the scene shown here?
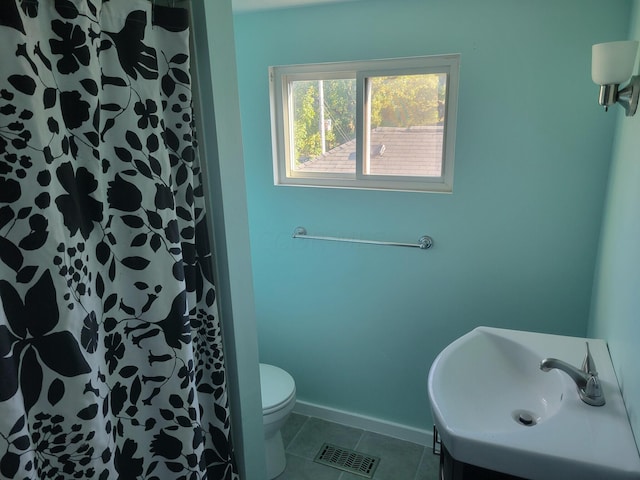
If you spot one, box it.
[313,442,380,478]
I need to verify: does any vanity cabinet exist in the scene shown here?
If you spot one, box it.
[438,443,526,480]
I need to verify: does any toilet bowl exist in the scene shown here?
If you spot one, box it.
[260,363,296,479]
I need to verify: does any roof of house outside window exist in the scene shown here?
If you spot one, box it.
[296,126,444,176]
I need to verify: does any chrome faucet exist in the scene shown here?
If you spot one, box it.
[540,342,605,406]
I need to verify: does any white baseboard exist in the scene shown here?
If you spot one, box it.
[293,400,433,446]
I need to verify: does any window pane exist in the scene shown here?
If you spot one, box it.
[365,73,446,177]
[290,78,356,174]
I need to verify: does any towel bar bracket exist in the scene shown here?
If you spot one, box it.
[418,235,433,250]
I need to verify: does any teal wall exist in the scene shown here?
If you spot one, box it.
[234,0,630,430]
[590,0,640,448]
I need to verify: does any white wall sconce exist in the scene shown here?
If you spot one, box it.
[592,41,639,117]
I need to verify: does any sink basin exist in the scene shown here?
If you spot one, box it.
[428,327,640,480]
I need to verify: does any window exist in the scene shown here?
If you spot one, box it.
[269,55,460,193]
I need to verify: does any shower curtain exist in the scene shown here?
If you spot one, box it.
[0,1,239,478]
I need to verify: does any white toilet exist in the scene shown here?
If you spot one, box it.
[260,363,296,479]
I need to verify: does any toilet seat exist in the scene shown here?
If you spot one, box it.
[260,363,296,415]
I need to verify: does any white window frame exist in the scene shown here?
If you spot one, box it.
[269,55,460,193]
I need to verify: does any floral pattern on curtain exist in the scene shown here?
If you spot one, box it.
[0,1,239,478]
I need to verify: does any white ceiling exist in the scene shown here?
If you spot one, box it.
[232,0,358,13]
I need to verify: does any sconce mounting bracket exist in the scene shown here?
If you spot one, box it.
[618,75,640,117]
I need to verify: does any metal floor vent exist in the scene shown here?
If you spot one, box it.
[313,443,380,478]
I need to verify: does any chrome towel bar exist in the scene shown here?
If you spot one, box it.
[292,226,433,250]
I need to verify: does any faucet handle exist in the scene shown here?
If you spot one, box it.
[584,375,603,398]
[581,342,597,376]
[582,374,606,406]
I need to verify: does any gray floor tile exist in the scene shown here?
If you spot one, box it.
[282,413,309,448]
[414,448,440,480]
[278,415,440,480]
[286,417,364,460]
[339,432,425,480]
[275,453,343,480]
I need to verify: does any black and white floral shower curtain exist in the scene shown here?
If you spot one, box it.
[0,1,239,478]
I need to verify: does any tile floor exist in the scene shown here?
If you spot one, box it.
[275,413,440,480]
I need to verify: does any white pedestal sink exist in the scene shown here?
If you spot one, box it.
[428,327,640,480]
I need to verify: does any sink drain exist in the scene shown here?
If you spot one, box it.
[518,412,535,426]
[512,409,539,427]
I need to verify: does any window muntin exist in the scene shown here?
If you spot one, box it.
[270,55,459,192]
